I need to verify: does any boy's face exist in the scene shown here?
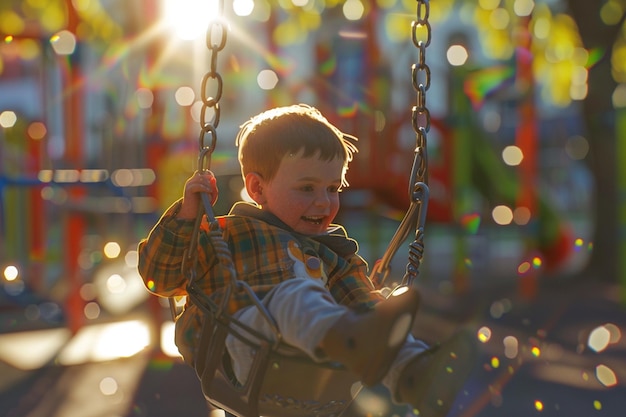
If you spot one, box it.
[254,149,344,235]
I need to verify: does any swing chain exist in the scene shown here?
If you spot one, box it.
[182,0,230,290]
[198,0,227,172]
[403,0,431,287]
[410,0,430,189]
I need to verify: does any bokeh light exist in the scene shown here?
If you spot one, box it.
[3,265,19,281]
[106,274,127,294]
[447,44,469,66]
[125,250,139,268]
[588,325,611,352]
[343,0,365,21]
[574,238,584,250]
[175,86,195,106]
[502,145,524,166]
[513,0,535,17]
[479,0,500,11]
[595,364,618,387]
[490,298,512,319]
[491,356,500,368]
[565,135,589,160]
[518,261,531,274]
[111,169,156,187]
[80,283,97,301]
[0,11,24,34]
[533,16,550,39]
[600,0,624,25]
[513,206,531,225]
[603,323,622,343]
[84,301,101,320]
[135,88,154,109]
[483,110,501,132]
[257,69,279,90]
[492,205,513,225]
[489,8,510,30]
[99,376,119,396]
[27,121,47,140]
[54,170,80,183]
[531,346,541,357]
[503,335,518,359]
[478,326,492,343]
[104,242,122,259]
[613,83,626,107]
[0,110,17,128]
[50,30,77,55]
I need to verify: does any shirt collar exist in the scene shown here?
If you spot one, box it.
[228,202,358,256]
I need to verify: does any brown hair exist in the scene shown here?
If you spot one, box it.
[236,104,358,186]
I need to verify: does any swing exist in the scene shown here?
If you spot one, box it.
[169,2,433,416]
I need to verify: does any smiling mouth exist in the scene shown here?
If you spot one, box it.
[302,216,325,225]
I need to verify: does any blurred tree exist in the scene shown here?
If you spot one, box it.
[565,0,625,281]
[451,0,626,281]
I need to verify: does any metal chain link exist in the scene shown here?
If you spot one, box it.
[195,0,227,228]
[181,0,229,293]
[368,0,431,289]
[402,0,432,287]
[198,0,227,174]
[410,0,431,189]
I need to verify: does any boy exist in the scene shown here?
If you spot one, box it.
[138,104,474,417]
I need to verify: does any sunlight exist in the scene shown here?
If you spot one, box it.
[57,319,151,365]
[162,0,220,40]
[0,328,71,370]
[94,259,149,315]
[161,321,182,358]
[233,0,254,16]
[351,386,389,416]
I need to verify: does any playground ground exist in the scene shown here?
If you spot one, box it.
[1,218,625,417]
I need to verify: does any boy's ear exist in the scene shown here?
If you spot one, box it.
[244,172,266,205]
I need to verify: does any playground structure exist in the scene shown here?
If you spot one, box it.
[0,1,592,349]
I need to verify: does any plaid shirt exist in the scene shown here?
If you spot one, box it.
[138,200,383,362]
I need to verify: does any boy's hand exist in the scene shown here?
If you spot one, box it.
[177,170,218,219]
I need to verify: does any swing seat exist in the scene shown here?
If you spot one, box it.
[174,184,428,417]
[187,281,361,417]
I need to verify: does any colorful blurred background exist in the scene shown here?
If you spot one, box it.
[1,1,625,416]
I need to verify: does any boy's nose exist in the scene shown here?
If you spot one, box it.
[315,191,331,207]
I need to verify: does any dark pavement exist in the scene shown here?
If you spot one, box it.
[2,270,625,417]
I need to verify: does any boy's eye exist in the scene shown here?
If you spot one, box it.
[299,185,341,193]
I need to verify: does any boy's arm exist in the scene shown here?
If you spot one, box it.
[327,253,385,310]
[138,170,219,297]
[137,199,198,297]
